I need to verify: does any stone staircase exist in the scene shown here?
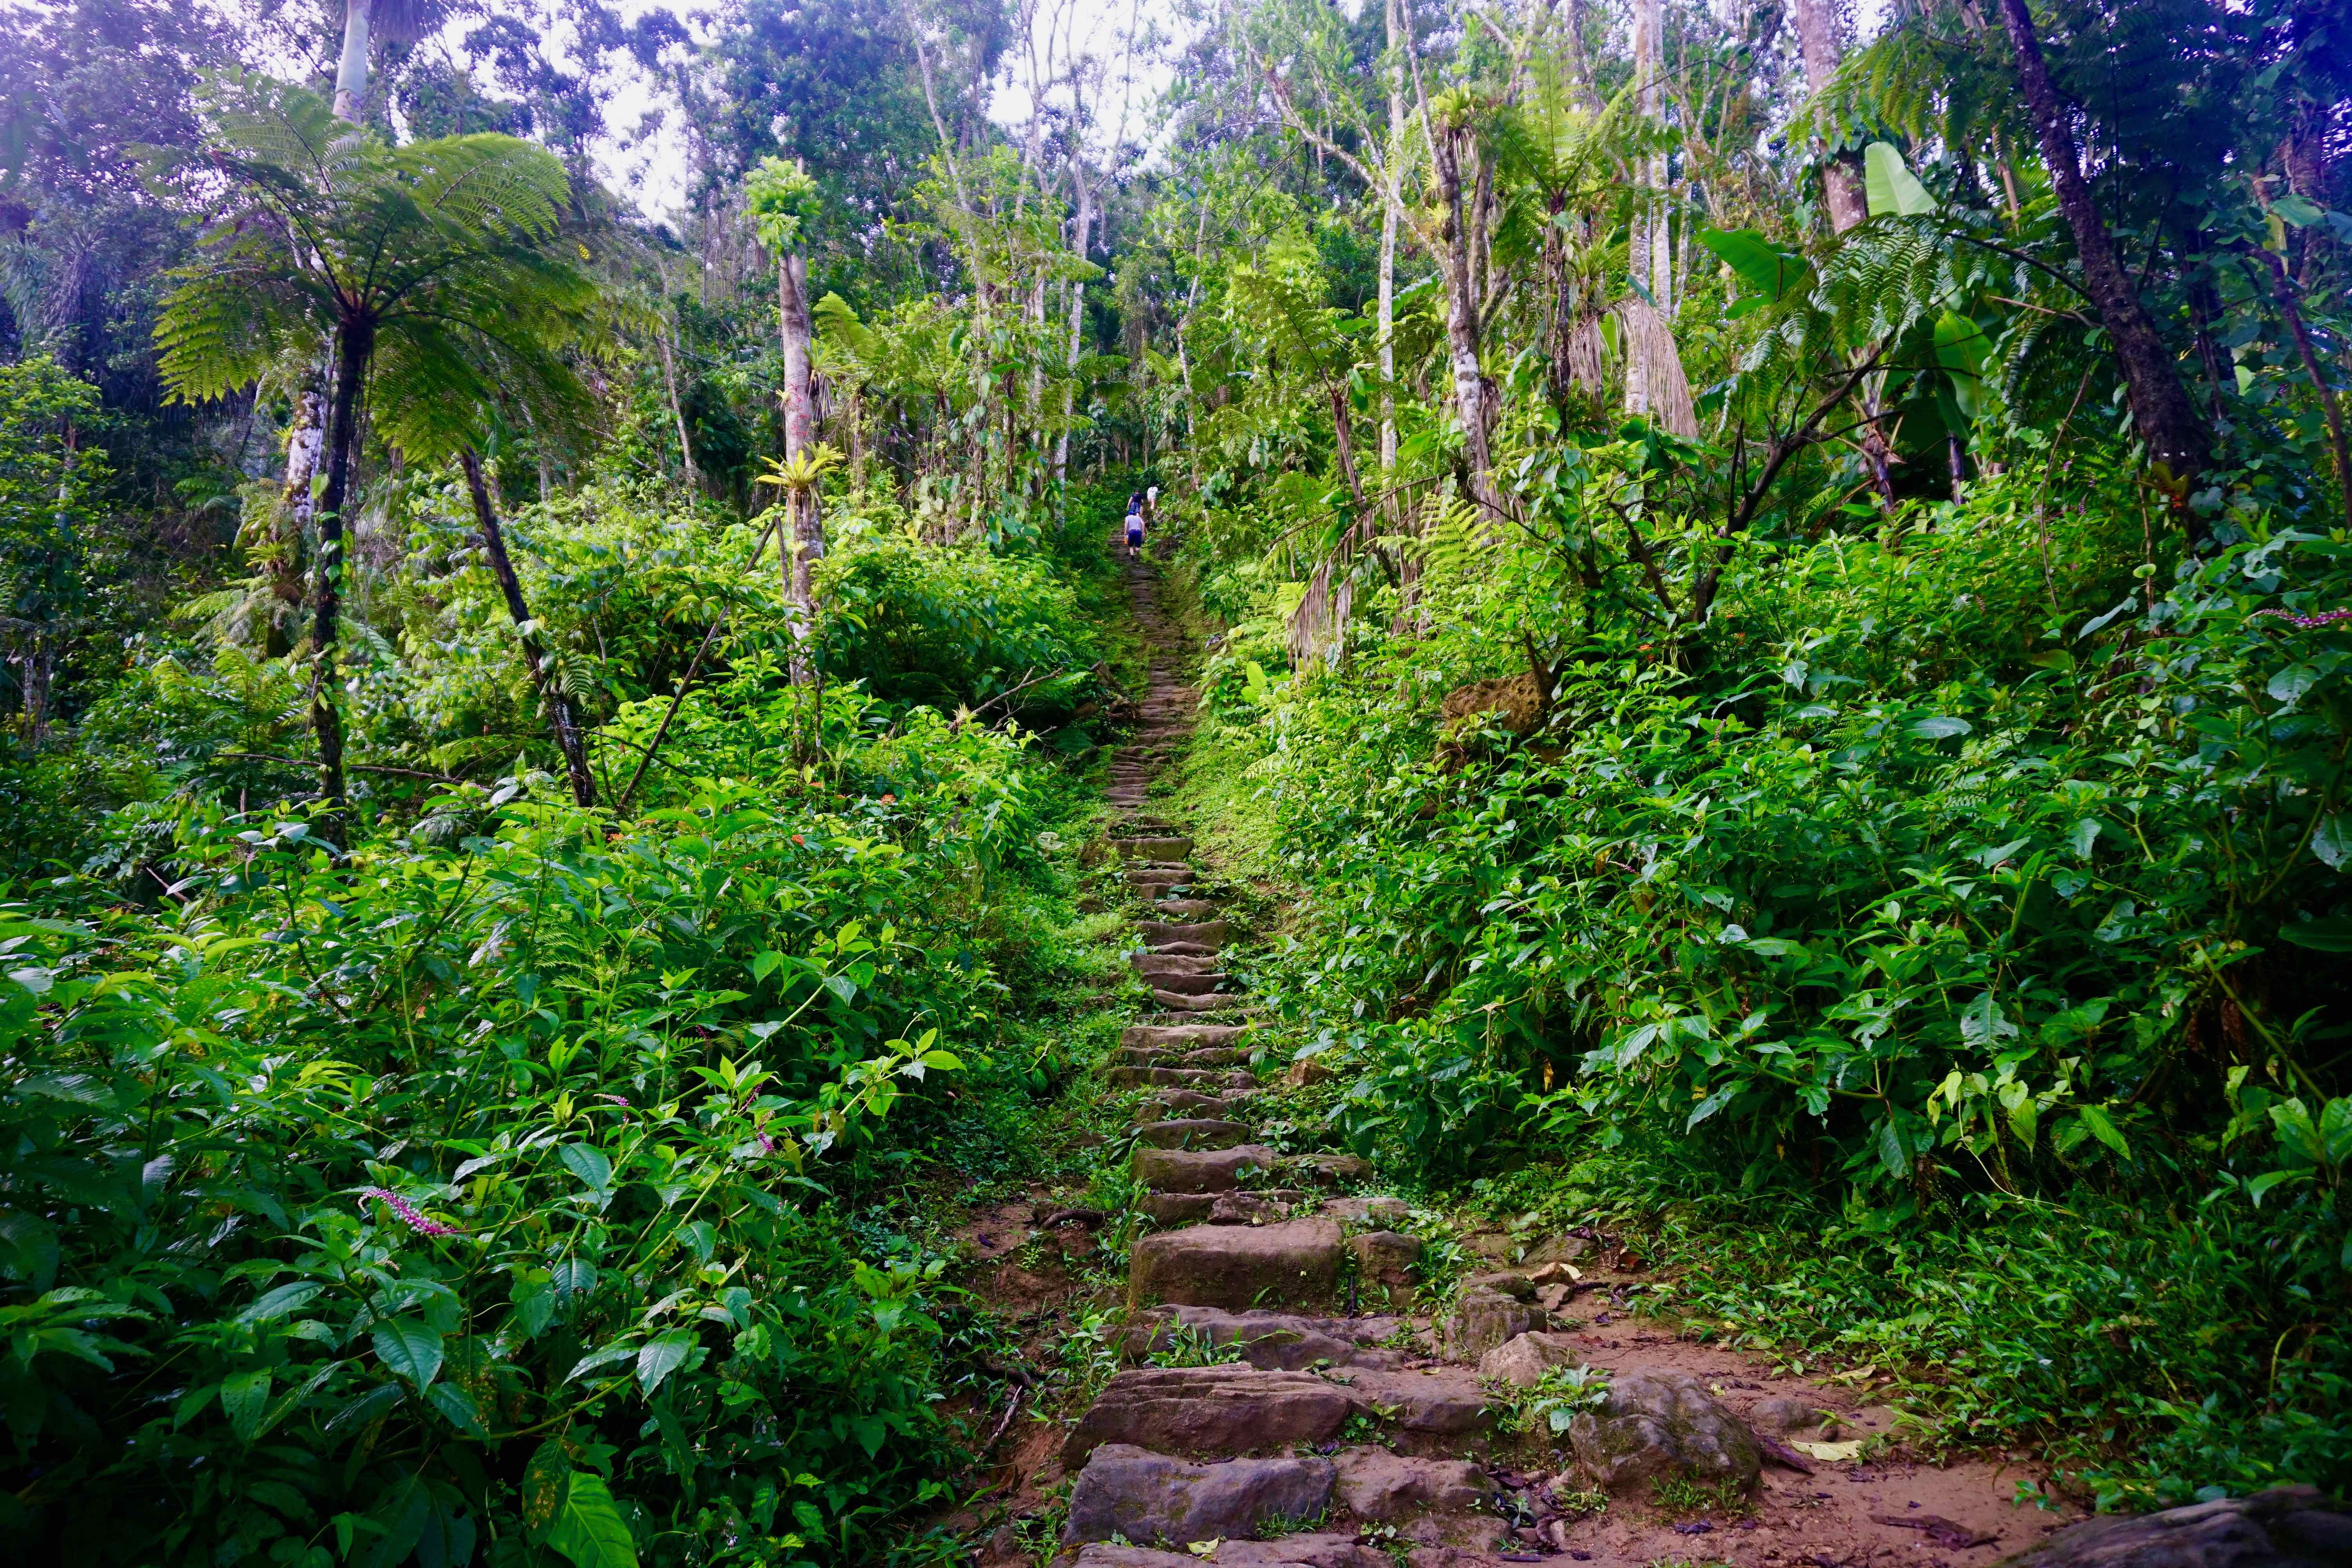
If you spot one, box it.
[1040,542,2070,1568]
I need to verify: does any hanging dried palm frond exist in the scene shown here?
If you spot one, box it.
[1564,315,1608,401]
[1615,296,1699,438]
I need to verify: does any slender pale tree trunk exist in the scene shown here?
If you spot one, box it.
[460,451,597,806]
[1790,0,1867,232]
[1626,0,1662,418]
[333,0,374,122]
[657,328,699,490]
[1994,0,2211,500]
[1379,0,1405,476]
[1056,158,1094,501]
[779,251,822,682]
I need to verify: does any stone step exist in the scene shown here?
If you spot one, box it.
[1125,1305,1410,1370]
[1132,1118,1250,1151]
[1063,1363,1496,1468]
[1151,898,1225,919]
[1128,1214,1342,1309]
[1131,952,1218,977]
[1143,940,1221,959]
[1100,1064,1248,1091]
[1138,919,1228,946]
[1140,1189,1302,1225]
[1132,1143,1276,1193]
[1116,1044,1247,1068]
[1123,1023,1253,1050]
[1109,836,1194,861]
[1142,971,1229,996]
[1060,1444,1492,1553]
[1150,988,1242,1013]
[1134,1089,1237,1121]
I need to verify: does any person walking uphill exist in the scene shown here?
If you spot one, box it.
[1126,492,1146,560]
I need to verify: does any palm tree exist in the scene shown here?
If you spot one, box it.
[153,70,599,817]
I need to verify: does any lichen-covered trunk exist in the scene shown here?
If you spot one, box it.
[779,252,823,683]
[307,317,372,819]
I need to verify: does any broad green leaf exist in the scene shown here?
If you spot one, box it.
[237,1281,324,1324]
[221,1366,272,1440]
[544,1472,639,1568]
[1864,142,1935,217]
[1910,715,1971,740]
[374,1318,444,1390]
[559,1144,613,1191]
[1875,1118,1907,1178]
[635,1328,696,1396]
[2278,916,2352,952]
[1698,227,1810,302]
[2076,1104,2130,1160]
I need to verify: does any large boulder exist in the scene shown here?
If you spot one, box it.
[1063,1367,1353,1466]
[1991,1485,2352,1568]
[1477,1330,1584,1389]
[1564,1370,1762,1494]
[1331,1450,1490,1522]
[1063,1444,1334,1548]
[1132,1144,1277,1194]
[1129,1216,1345,1310]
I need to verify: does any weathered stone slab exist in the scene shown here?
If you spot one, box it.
[1133,953,1219,978]
[1125,1024,1253,1050]
[1125,1306,1408,1371]
[1331,1366,1494,1453]
[1330,1450,1488,1522]
[1136,1090,1235,1122]
[1063,1444,1334,1547]
[1348,1231,1422,1308]
[1129,1216,1344,1310]
[1285,1153,1372,1186]
[1103,1065,1232,1091]
[1565,1370,1761,1493]
[1139,919,1230,946]
[1154,988,1240,1013]
[1134,1118,1250,1151]
[1141,1193,1216,1225]
[1149,971,1231,996]
[1132,1143,1276,1194]
[1063,1367,1353,1465]
[1109,836,1195,861]
[1155,898,1225,919]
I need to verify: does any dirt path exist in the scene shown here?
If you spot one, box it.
[971,541,2092,1568]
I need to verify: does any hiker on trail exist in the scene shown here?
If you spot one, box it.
[1126,492,1145,559]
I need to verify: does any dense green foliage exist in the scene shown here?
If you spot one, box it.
[5,0,2352,1559]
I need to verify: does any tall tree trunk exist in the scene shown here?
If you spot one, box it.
[1790,0,1867,232]
[308,318,372,818]
[1994,0,2211,499]
[1379,0,1405,475]
[779,252,822,683]
[333,0,374,122]
[657,328,699,490]
[1057,158,1095,502]
[1432,125,1497,506]
[269,387,323,657]
[460,451,597,806]
[1626,0,1664,416]
[1328,382,1367,515]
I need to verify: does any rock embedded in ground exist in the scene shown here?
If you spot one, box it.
[1989,1484,2352,1568]
[1125,1305,1408,1370]
[1062,1443,1334,1548]
[1348,1230,1423,1307]
[1285,1054,1338,1087]
[1326,1195,1411,1227]
[1132,1143,1277,1194]
[1477,1330,1586,1388]
[1330,1450,1489,1522]
[1128,1216,1344,1310]
[1110,836,1196,861]
[1565,1369,1762,1493]
[1444,1285,1546,1361]
[1141,1193,1216,1225]
[1062,1367,1354,1465]
[1285,1152,1372,1186]
[1138,919,1230,946]
[1746,1395,1829,1432]
[1125,1023,1254,1051]
[1103,1065,1235,1091]
[1207,1191,1283,1224]
[1135,1090,1234,1122]
[1330,1366,1495,1453]
[1134,1118,1250,1151]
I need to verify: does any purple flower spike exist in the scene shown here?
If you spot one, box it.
[363,1187,464,1238]
[2251,607,2352,629]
